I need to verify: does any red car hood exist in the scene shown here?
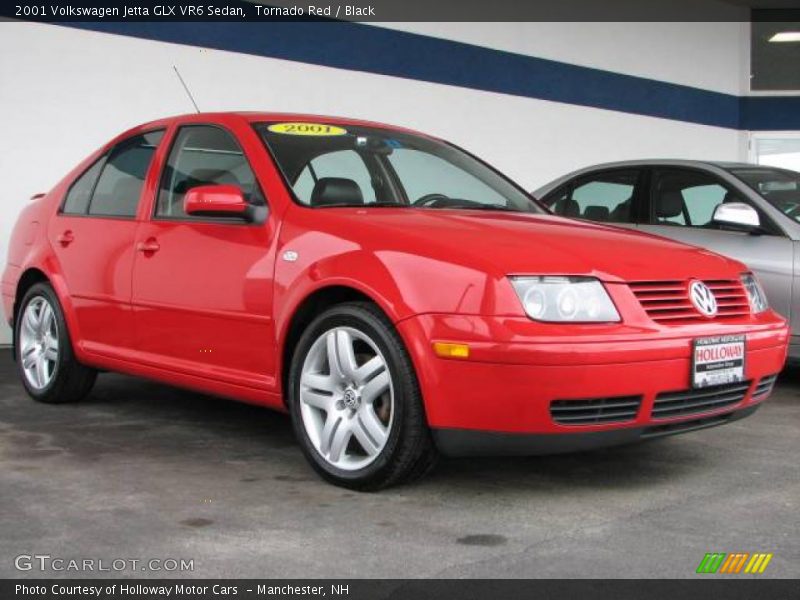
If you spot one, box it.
[341,209,745,282]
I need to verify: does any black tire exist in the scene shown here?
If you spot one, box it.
[288,302,438,490]
[14,282,97,403]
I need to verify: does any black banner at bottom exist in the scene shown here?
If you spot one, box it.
[2,579,797,600]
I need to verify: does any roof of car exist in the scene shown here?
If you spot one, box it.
[551,159,759,170]
[136,111,430,137]
[532,159,775,194]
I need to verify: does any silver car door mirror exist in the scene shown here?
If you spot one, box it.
[712,202,761,231]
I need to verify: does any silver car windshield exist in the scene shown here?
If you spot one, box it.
[730,167,800,222]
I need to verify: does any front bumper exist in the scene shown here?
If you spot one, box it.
[397,313,789,455]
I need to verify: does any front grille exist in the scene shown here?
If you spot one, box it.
[652,381,750,419]
[551,396,642,425]
[753,374,778,400]
[629,279,750,324]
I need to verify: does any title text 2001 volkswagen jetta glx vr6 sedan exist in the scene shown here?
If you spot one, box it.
[2,113,790,489]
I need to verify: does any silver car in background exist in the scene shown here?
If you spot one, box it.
[534,160,800,359]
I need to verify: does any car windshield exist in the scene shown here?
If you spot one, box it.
[255,122,540,212]
[729,166,800,222]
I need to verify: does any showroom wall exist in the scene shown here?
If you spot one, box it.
[0,17,761,344]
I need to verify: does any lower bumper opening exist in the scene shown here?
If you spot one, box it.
[432,405,759,457]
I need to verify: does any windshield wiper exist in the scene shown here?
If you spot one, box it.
[426,203,522,212]
[315,201,406,209]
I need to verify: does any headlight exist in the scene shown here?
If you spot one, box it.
[510,276,620,322]
[741,273,768,314]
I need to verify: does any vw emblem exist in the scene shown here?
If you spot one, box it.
[343,387,360,410]
[689,280,718,317]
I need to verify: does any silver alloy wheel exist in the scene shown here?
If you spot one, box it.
[299,326,394,471]
[19,296,59,390]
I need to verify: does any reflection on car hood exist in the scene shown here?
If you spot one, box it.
[328,208,745,282]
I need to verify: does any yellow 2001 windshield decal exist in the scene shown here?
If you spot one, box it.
[267,123,347,136]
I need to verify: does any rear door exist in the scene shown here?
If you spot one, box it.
[541,168,646,231]
[49,130,164,354]
[639,167,794,322]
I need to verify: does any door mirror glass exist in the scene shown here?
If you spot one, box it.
[184,185,249,218]
[712,202,761,231]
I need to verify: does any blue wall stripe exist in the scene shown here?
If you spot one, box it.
[59,21,800,131]
[742,96,800,131]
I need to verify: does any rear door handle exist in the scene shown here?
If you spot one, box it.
[136,239,160,254]
[57,230,74,246]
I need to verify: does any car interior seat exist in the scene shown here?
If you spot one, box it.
[583,205,611,221]
[310,177,364,207]
[655,190,685,224]
[610,196,632,223]
[561,198,581,217]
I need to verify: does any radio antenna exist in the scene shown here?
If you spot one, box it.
[173,66,200,113]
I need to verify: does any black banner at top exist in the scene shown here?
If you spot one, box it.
[3,0,800,22]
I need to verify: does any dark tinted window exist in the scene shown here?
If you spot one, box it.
[751,19,800,91]
[88,131,164,218]
[63,156,105,215]
[157,125,263,219]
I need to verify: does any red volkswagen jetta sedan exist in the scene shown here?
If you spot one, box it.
[2,113,789,489]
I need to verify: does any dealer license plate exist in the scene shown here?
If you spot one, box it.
[692,334,746,388]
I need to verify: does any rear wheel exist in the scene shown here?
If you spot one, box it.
[15,283,96,403]
[289,302,437,490]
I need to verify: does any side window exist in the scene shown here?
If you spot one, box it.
[88,131,164,218]
[551,170,638,223]
[542,186,577,216]
[62,156,106,215]
[387,148,507,206]
[652,170,742,228]
[157,125,264,219]
[292,150,376,205]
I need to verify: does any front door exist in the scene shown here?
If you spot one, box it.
[131,124,277,391]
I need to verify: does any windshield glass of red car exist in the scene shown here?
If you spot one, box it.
[255,122,539,212]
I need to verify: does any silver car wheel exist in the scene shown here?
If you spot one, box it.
[19,296,59,391]
[299,326,394,471]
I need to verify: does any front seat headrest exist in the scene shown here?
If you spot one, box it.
[583,205,610,221]
[656,191,684,218]
[723,191,740,204]
[310,177,363,207]
[562,198,581,217]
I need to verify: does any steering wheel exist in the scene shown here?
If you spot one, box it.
[785,205,800,220]
[412,193,451,208]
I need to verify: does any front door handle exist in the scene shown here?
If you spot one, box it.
[136,238,160,254]
[57,230,74,247]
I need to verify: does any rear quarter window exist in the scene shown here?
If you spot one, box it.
[88,131,164,218]
[62,157,105,215]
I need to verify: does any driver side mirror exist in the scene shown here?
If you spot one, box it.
[184,185,258,222]
[712,202,761,232]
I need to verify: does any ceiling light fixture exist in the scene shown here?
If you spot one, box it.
[769,32,800,43]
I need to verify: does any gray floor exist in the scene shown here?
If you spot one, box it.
[0,348,797,579]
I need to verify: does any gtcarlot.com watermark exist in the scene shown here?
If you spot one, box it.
[15,554,194,573]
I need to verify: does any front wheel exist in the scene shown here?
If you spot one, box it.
[288,302,437,490]
[15,282,97,403]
